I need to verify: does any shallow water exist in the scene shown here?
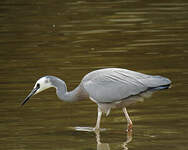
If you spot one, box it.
[1,0,188,149]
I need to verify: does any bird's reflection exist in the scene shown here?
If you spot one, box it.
[95,130,132,150]
[74,126,133,150]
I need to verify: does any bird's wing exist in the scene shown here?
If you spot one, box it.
[82,68,171,103]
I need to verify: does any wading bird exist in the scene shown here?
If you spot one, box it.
[21,68,171,131]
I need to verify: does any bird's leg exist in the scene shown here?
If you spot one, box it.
[94,107,102,131]
[123,107,133,131]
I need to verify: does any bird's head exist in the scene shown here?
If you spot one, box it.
[21,76,54,106]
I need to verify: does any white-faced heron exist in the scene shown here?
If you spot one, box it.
[21,68,171,131]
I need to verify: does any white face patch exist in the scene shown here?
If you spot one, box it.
[34,77,53,94]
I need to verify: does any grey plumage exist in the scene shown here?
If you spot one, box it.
[21,68,171,131]
[82,68,170,103]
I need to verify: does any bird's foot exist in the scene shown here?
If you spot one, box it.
[93,126,100,132]
[126,123,133,132]
[93,127,101,135]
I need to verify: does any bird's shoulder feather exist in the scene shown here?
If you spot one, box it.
[81,68,151,103]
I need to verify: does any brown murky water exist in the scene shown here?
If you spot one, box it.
[1,0,188,149]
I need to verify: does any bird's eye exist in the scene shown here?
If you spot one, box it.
[37,83,40,88]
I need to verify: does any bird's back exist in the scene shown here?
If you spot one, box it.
[81,68,171,103]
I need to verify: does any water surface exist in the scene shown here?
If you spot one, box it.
[0,0,188,149]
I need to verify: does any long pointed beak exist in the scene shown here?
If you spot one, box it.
[21,86,39,106]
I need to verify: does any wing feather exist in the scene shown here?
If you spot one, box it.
[82,68,171,103]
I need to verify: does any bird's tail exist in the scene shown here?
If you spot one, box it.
[149,75,172,90]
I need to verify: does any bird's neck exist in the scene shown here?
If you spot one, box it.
[55,80,81,102]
